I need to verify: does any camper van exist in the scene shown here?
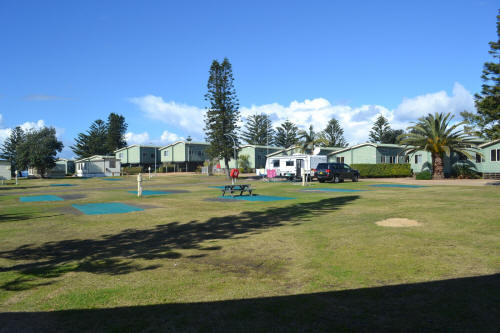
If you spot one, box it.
[266,154,327,180]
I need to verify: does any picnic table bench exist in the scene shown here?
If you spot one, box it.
[221,184,254,197]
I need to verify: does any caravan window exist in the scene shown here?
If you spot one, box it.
[285,160,294,166]
[273,160,280,167]
[109,159,116,168]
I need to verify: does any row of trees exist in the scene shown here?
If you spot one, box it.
[0,126,63,176]
[241,115,348,149]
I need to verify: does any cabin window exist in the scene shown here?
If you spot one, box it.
[273,160,280,167]
[164,151,169,157]
[109,159,116,168]
[415,155,422,164]
[491,149,500,162]
[380,156,386,163]
[336,157,344,163]
[286,160,294,166]
[119,153,123,158]
[476,153,482,163]
[405,156,410,163]
[389,156,396,164]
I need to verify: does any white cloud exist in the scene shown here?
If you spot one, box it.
[160,130,183,143]
[130,83,476,145]
[393,82,474,122]
[20,119,46,132]
[125,131,150,145]
[129,95,205,134]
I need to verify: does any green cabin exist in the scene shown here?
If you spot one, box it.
[46,159,75,178]
[221,145,284,170]
[114,145,161,169]
[159,141,209,172]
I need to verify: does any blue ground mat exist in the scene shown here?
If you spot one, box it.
[50,184,76,187]
[20,195,64,202]
[209,186,225,189]
[72,203,144,215]
[218,195,294,202]
[127,190,172,196]
[303,188,364,192]
[102,178,123,181]
[368,184,427,188]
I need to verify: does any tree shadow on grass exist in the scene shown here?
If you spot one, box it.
[0,274,498,332]
[0,196,359,290]
[0,212,63,223]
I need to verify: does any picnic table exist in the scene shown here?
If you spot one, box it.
[221,184,254,197]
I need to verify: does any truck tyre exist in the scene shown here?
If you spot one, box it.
[318,179,325,183]
[334,175,340,183]
[352,175,359,182]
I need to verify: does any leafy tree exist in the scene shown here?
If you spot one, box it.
[275,120,299,148]
[17,127,63,177]
[318,118,347,147]
[381,129,405,144]
[298,125,321,154]
[241,114,274,146]
[0,126,25,175]
[238,154,251,172]
[204,58,240,177]
[461,11,500,140]
[71,119,108,158]
[399,113,477,179]
[106,113,128,152]
[369,115,391,143]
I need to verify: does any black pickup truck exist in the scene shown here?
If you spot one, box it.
[314,163,360,183]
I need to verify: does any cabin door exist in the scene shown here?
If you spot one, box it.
[296,159,304,177]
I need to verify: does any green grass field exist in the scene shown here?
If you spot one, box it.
[0,175,499,332]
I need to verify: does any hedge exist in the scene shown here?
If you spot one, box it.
[121,166,143,175]
[415,170,432,180]
[350,163,412,178]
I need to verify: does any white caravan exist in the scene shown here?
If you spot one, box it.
[265,154,326,180]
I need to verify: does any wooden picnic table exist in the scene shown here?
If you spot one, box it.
[221,184,254,197]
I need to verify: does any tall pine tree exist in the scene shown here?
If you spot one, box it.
[0,126,25,175]
[461,11,500,140]
[275,120,299,148]
[204,58,240,177]
[71,119,109,158]
[106,113,128,152]
[241,114,274,145]
[369,115,391,143]
[318,118,347,147]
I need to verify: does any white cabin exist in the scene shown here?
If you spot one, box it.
[0,160,11,181]
[266,154,326,179]
[75,155,121,177]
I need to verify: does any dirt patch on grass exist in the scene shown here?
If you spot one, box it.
[59,194,86,200]
[375,218,422,227]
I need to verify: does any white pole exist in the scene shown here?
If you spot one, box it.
[137,173,143,197]
[148,166,151,180]
[15,170,18,185]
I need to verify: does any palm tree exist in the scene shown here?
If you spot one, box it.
[298,125,321,154]
[399,112,478,179]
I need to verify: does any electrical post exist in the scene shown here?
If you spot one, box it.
[137,173,143,197]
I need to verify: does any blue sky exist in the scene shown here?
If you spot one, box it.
[0,1,497,157]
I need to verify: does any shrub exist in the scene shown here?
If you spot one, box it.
[452,163,480,179]
[350,163,412,178]
[195,165,202,173]
[415,170,432,180]
[121,166,143,175]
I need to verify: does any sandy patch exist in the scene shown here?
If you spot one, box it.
[376,218,422,227]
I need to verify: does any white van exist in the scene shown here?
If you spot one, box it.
[266,154,326,180]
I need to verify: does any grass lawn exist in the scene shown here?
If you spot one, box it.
[0,175,499,332]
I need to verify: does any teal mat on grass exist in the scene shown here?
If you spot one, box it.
[72,203,143,215]
[127,190,172,196]
[218,195,294,202]
[102,178,123,181]
[368,184,427,188]
[50,184,76,187]
[20,195,64,202]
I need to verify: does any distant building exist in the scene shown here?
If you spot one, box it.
[0,160,11,181]
[75,155,121,177]
[266,146,343,158]
[159,141,209,172]
[114,145,161,169]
